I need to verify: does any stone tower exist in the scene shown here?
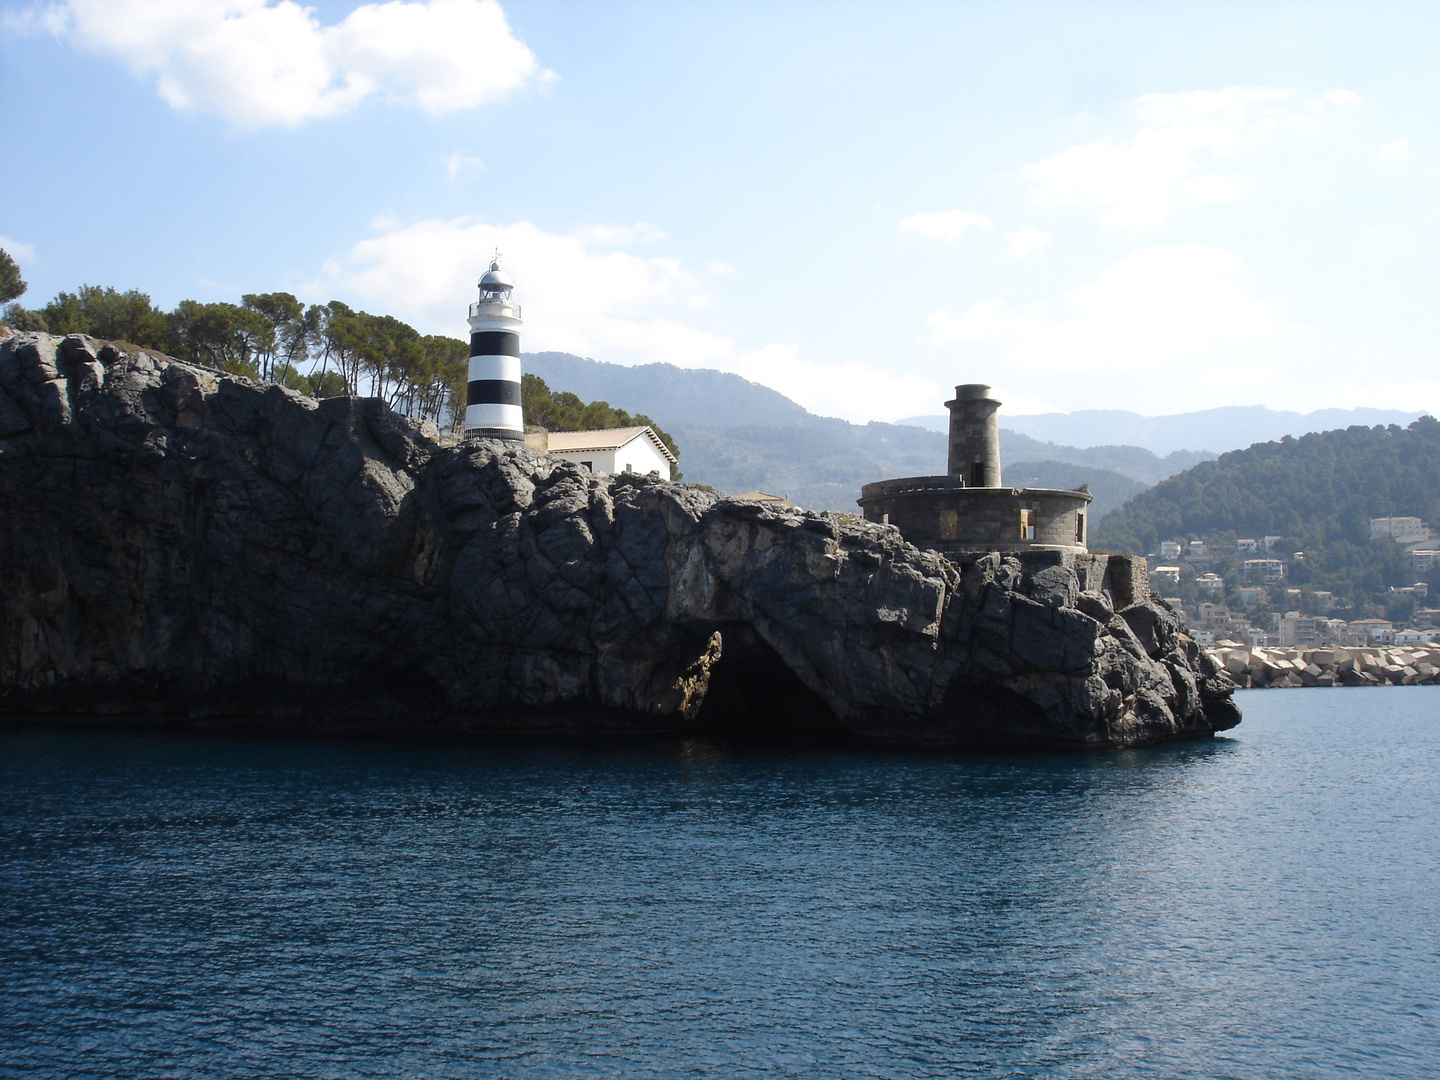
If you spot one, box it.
[946,383,1002,488]
[464,256,523,440]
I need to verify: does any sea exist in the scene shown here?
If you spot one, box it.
[2,687,1437,1079]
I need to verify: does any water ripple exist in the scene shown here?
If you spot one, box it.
[2,688,1438,1078]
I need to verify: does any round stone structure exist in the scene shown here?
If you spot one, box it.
[858,383,1092,555]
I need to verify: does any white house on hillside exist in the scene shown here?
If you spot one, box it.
[528,426,678,478]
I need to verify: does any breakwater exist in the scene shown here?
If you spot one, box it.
[1209,644,1439,688]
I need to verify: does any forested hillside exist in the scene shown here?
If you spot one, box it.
[1094,418,1440,555]
[1091,419,1440,620]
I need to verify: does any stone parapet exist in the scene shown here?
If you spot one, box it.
[858,476,1093,555]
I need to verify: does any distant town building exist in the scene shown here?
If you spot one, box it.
[1236,538,1259,554]
[1238,585,1266,606]
[1160,540,1182,560]
[1196,572,1224,591]
[1412,549,1438,573]
[1277,612,1321,647]
[1187,539,1208,560]
[1370,516,1431,543]
[1243,558,1287,582]
[1197,601,1229,625]
[1349,618,1396,645]
[1152,565,1181,586]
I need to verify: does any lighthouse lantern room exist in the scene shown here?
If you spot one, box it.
[464,256,524,440]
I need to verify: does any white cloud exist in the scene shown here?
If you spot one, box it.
[725,344,944,424]
[1005,227,1050,257]
[1023,87,1358,230]
[318,214,939,422]
[0,235,38,264]
[929,244,1282,372]
[10,0,545,129]
[443,151,485,180]
[1381,138,1410,161]
[899,210,993,242]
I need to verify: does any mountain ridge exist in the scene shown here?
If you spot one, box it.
[522,352,1419,516]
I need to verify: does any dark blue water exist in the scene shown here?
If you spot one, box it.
[3,688,1437,1078]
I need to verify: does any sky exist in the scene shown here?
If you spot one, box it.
[2,0,1438,424]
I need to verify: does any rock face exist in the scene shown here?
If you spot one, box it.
[0,332,1240,748]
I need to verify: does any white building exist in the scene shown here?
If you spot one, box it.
[1160,540,1182,560]
[1243,558,1287,582]
[1152,565,1181,587]
[532,426,678,478]
[1370,516,1430,543]
[1196,572,1225,591]
[1350,618,1395,644]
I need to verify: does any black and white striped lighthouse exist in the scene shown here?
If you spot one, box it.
[464,256,523,440]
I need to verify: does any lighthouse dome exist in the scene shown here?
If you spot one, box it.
[479,261,513,290]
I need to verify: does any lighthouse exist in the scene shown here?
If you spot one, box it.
[464,256,523,440]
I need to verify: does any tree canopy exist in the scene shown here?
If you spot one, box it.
[2,275,678,466]
[0,249,25,306]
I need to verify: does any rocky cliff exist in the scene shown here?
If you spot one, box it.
[0,332,1239,748]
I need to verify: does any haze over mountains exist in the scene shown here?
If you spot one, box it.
[901,405,1425,457]
[525,351,1427,517]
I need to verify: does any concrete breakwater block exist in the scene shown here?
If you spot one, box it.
[1208,643,1440,688]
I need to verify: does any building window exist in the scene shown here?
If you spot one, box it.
[625,462,633,472]
[581,460,593,471]
[1075,512,1085,544]
[940,509,958,541]
[1019,508,1036,541]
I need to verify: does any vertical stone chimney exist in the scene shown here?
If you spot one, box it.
[945,383,1001,488]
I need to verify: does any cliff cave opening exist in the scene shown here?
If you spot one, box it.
[692,622,853,746]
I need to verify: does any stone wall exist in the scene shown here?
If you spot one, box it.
[857,477,1092,555]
